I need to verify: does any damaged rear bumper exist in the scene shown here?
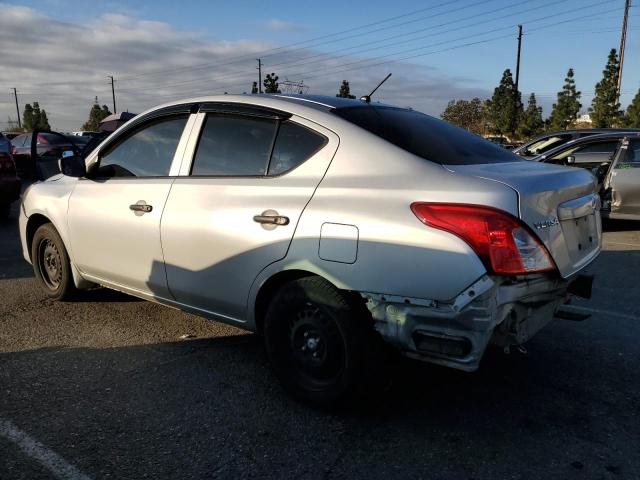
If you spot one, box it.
[362,274,589,372]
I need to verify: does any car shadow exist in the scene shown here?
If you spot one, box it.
[1,322,638,478]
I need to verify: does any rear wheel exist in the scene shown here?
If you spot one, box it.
[263,276,384,408]
[31,223,76,300]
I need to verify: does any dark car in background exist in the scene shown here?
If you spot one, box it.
[10,132,96,180]
[535,131,640,221]
[0,140,21,220]
[514,128,640,159]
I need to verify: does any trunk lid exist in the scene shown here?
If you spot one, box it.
[447,161,601,278]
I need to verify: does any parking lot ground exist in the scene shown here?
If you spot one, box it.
[1,203,639,479]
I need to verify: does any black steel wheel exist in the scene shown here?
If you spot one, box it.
[31,223,76,300]
[263,276,384,408]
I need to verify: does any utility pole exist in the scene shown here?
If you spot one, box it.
[12,88,21,129]
[108,75,117,113]
[616,0,631,101]
[256,59,263,94]
[515,25,523,95]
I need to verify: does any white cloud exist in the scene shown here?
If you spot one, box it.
[0,4,490,131]
[262,18,307,33]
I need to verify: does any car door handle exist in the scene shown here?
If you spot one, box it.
[129,203,153,213]
[253,214,289,226]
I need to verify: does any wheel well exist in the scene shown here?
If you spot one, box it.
[254,270,316,334]
[26,214,52,261]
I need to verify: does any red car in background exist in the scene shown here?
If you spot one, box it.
[0,133,20,220]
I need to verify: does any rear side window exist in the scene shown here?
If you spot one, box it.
[98,115,187,177]
[268,121,327,175]
[333,106,519,165]
[12,134,29,147]
[192,115,277,176]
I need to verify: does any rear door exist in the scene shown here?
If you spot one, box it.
[607,138,640,218]
[161,107,338,320]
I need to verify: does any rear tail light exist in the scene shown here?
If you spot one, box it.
[411,203,555,275]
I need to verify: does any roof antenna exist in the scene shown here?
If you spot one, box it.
[360,73,392,103]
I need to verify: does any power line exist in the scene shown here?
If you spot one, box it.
[116,0,615,97]
[117,0,469,82]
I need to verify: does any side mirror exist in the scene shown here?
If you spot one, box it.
[58,155,87,178]
[566,155,576,164]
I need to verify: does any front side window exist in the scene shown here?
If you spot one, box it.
[620,139,640,165]
[192,115,277,176]
[268,121,327,175]
[97,115,187,178]
[551,140,620,160]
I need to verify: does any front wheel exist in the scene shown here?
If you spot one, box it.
[31,223,77,301]
[263,276,383,408]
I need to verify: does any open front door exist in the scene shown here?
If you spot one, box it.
[603,137,640,220]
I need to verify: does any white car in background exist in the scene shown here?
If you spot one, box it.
[19,95,601,407]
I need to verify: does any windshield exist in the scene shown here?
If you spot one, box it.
[333,105,520,165]
[525,135,571,155]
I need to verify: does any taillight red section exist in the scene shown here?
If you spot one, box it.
[411,203,555,275]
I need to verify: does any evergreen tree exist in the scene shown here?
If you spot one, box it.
[589,49,623,127]
[251,81,258,94]
[336,80,356,99]
[485,69,522,136]
[623,89,640,127]
[441,98,486,134]
[23,104,34,131]
[81,97,112,131]
[39,109,51,130]
[518,93,544,139]
[548,68,582,130]
[263,73,280,94]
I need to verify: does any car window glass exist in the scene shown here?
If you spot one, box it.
[575,141,619,154]
[334,106,519,165]
[552,140,620,160]
[191,114,277,176]
[621,139,640,164]
[527,135,572,155]
[268,121,327,175]
[98,115,187,178]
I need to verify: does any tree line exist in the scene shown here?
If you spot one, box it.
[442,48,640,140]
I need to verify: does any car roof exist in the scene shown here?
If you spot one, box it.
[146,94,394,116]
[539,131,640,157]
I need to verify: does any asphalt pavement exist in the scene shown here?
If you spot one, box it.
[1,202,639,479]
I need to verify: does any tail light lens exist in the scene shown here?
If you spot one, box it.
[411,203,555,275]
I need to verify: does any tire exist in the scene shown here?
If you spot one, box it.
[31,223,77,301]
[263,276,385,408]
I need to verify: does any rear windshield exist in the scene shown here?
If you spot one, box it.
[332,105,520,165]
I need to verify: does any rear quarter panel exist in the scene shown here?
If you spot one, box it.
[247,118,520,326]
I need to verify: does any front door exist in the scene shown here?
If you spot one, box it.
[68,114,192,297]
[608,138,640,218]
[161,110,338,321]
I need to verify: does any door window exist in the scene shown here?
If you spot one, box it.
[268,121,327,175]
[191,115,277,176]
[616,139,640,167]
[97,115,187,178]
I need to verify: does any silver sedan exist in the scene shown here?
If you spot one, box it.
[19,95,601,407]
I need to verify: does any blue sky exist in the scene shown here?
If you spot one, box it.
[1,0,639,130]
